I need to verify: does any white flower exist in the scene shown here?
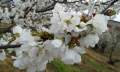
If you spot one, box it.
[15,44,35,58]
[12,25,23,34]
[35,60,48,71]
[51,39,63,48]
[52,3,65,13]
[13,45,49,72]
[44,39,62,49]
[87,14,108,34]
[50,3,82,33]
[3,8,10,18]
[62,49,81,64]
[19,29,36,46]
[13,57,30,69]
[83,9,89,15]
[0,1,110,72]
[72,46,86,54]
[13,0,23,7]
[80,34,99,47]
[49,22,65,34]
[12,25,36,46]
[43,39,65,58]
[0,50,6,61]
[0,38,8,45]
[26,59,48,72]
[29,47,39,58]
[60,11,81,29]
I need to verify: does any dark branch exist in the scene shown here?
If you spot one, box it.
[36,0,80,13]
[24,2,37,18]
[101,0,119,14]
[36,1,57,13]
[0,44,21,49]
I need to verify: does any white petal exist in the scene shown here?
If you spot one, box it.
[27,65,36,72]
[44,39,62,49]
[73,46,86,54]
[62,50,81,64]
[0,50,6,61]
[13,58,30,69]
[87,14,108,34]
[37,60,48,71]
[19,30,36,46]
[12,25,23,34]
[29,47,39,58]
[52,39,62,48]
[80,34,99,47]
[71,15,80,25]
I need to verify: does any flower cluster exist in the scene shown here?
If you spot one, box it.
[11,3,108,72]
[0,1,109,72]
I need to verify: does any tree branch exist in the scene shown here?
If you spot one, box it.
[36,0,81,13]
[36,1,57,13]
[0,44,21,49]
[101,0,118,14]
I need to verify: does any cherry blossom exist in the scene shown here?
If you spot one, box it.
[0,0,116,72]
